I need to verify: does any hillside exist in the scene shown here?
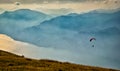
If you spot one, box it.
[0,50,118,71]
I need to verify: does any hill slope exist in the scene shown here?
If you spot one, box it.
[0,50,118,71]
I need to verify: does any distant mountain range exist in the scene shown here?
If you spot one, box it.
[36,10,120,32]
[0,9,120,48]
[0,9,51,34]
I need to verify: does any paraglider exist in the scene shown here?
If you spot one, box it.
[90,38,96,42]
[90,38,96,47]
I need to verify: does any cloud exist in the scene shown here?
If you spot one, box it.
[0,0,119,16]
[0,34,72,61]
[36,8,73,16]
[0,0,119,15]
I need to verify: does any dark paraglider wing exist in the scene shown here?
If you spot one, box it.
[90,38,96,42]
[90,39,92,42]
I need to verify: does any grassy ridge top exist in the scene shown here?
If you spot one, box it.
[0,50,118,71]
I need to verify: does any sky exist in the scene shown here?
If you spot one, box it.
[0,0,120,15]
[0,0,104,3]
[0,0,119,4]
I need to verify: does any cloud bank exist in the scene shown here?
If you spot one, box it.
[0,0,119,4]
[0,34,72,61]
[0,0,120,15]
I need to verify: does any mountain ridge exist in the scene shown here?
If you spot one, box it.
[0,9,52,33]
[2,9,119,47]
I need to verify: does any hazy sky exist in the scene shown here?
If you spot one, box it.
[0,0,120,15]
[0,0,107,4]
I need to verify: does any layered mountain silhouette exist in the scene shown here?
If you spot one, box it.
[36,10,120,32]
[0,9,120,47]
[13,10,120,47]
[0,9,51,34]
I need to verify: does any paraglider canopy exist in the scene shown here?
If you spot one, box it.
[90,38,96,42]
